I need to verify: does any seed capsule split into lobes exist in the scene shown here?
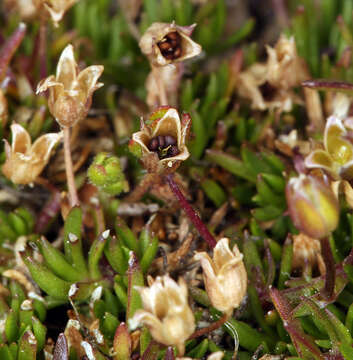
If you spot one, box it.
[148,135,179,159]
[158,32,182,60]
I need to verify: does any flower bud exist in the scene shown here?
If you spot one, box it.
[286,174,339,239]
[129,275,195,355]
[194,238,247,316]
[87,153,129,195]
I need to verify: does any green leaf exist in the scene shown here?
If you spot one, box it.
[5,310,18,343]
[140,235,159,273]
[278,237,293,289]
[113,323,131,360]
[18,331,36,360]
[22,254,71,300]
[206,150,256,182]
[63,207,88,276]
[126,253,144,322]
[32,317,46,352]
[115,217,139,256]
[201,179,227,207]
[88,230,110,279]
[38,237,82,282]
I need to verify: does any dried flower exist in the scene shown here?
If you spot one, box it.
[237,35,308,112]
[36,44,104,128]
[34,0,78,25]
[286,174,339,239]
[129,107,191,174]
[4,0,37,21]
[266,35,309,90]
[305,114,353,180]
[129,275,195,355]
[194,238,247,316]
[2,123,62,184]
[4,0,77,24]
[139,22,202,67]
[292,233,325,275]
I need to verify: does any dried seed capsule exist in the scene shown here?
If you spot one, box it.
[139,22,202,67]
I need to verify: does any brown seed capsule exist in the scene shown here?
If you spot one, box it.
[158,32,182,60]
[129,107,191,174]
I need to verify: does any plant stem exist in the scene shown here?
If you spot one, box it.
[39,20,47,80]
[152,65,168,105]
[321,236,335,299]
[188,313,228,339]
[63,127,79,207]
[166,174,217,248]
[124,173,155,202]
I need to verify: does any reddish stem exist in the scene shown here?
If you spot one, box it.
[321,236,335,299]
[38,21,47,80]
[63,127,80,208]
[164,347,175,360]
[0,23,27,82]
[188,313,228,339]
[165,174,216,249]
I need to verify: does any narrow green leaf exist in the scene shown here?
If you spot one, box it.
[63,207,88,275]
[206,150,256,182]
[126,252,144,321]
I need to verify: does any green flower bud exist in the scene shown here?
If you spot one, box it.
[286,174,339,239]
[88,153,129,196]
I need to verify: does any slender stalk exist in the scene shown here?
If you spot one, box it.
[188,313,228,340]
[0,23,26,82]
[124,173,155,202]
[320,236,335,299]
[34,177,61,233]
[63,127,79,207]
[38,20,47,80]
[152,65,168,105]
[166,174,217,248]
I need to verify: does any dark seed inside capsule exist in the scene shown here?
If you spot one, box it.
[164,135,177,146]
[148,135,179,159]
[148,137,159,151]
[157,135,165,148]
[259,81,277,101]
[167,145,179,157]
[157,31,182,60]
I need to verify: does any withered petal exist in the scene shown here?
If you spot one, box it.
[10,123,31,154]
[76,65,104,98]
[31,132,63,161]
[56,44,77,89]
